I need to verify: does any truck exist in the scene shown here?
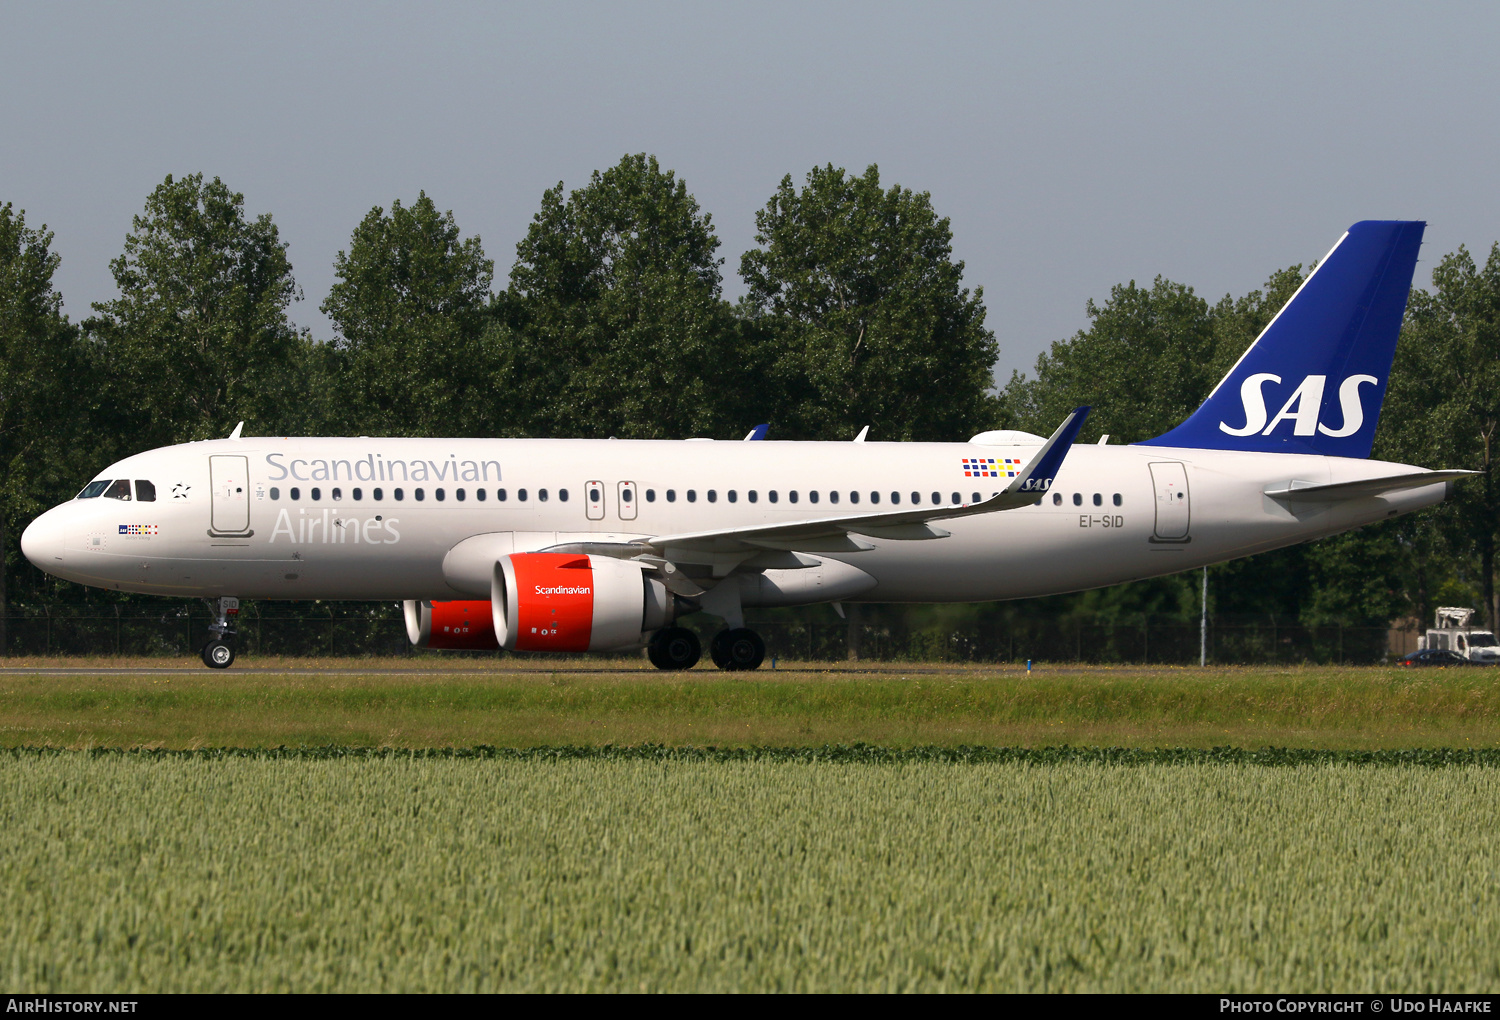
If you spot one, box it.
[1418,607,1500,663]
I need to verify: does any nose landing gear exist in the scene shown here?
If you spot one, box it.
[200,596,240,669]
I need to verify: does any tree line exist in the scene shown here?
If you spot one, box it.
[3,154,1498,647]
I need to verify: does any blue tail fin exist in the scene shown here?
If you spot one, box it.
[1138,220,1425,458]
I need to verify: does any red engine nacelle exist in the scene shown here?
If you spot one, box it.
[492,552,672,652]
[404,599,499,650]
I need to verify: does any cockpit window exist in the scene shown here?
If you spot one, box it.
[103,479,132,501]
[135,480,157,502]
[77,480,110,499]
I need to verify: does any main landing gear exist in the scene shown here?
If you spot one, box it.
[709,628,765,672]
[647,627,701,670]
[646,626,767,671]
[200,596,240,669]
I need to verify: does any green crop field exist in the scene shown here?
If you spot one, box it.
[3,663,1498,991]
[2,750,1498,992]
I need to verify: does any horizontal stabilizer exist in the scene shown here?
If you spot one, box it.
[1264,470,1476,503]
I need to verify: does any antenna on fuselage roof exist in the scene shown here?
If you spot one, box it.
[853,426,870,442]
[227,422,244,440]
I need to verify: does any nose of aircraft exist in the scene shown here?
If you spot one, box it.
[21,506,67,572]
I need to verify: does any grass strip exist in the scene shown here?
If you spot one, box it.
[6,743,1500,766]
[2,664,1499,748]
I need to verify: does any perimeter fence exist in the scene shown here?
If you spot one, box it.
[0,603,1397,665]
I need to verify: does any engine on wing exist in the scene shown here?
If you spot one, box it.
[403,599,500,650]
[492,552,673,652]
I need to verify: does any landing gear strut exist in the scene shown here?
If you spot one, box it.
[200,596,240,669]
[647,626,701,670]
[710,628,766,671]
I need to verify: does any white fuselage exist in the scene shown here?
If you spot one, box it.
[21,437,1447,604]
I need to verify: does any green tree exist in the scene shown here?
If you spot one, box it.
[999,266,1305,443]
[1000,277,1215,443]
[86,174,313,445]
[0,204,100,640]
[500,154,742,439]
[1378,243,1500,629]
[739,164,996,441]
[321,193,496,436]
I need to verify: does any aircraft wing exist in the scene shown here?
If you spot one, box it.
[639,407,1090,557]
[1264,469,1478,503]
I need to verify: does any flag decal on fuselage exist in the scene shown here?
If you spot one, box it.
[962,458,1019,478]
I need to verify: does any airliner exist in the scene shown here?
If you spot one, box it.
[21,220,1470,670]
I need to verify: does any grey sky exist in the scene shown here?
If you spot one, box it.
[4,1,1498,384]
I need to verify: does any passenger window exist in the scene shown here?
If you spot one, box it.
[951,492,961,504]
[270,487,281,500]
[414,488,424,501]
[646,489,656,502]
[769,491,779,503]
[77,480,110,499]
[135,480,157,502]
[393,488,404,500]
[931,492,941,504]
[352,488,363,501]
[1113,493,1122,506]
[291,487,301,500]
[497,489,506,501]
[476,489,485,502]
[456,488,466,501]
[748,490,758,503]
[589,487,601,503]
[1093,493,1102,506]
[728,490,738,503]
[1073,493,1082,506]
[104,479,131,501]
[1053,492,1062,506]
[374,488,384,500]
[829,492,839,504]
[435,488,445,501]
[559,489,568,502]
[539,489,549,502]
[517,488,527,501]
[972,492,981,503]
[332,487,343,501]
[849,492,859,504]
[708,490,718,503]
[808,491,818,504]
[687,490,697,503]
[908,492,918,504]
[870,492,879,504]
[311,487,322,501]
[667,489,677,503]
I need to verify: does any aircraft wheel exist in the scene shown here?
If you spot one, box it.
[710,628,765,671]
[201,640,236,670]
[647,627,701,670]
